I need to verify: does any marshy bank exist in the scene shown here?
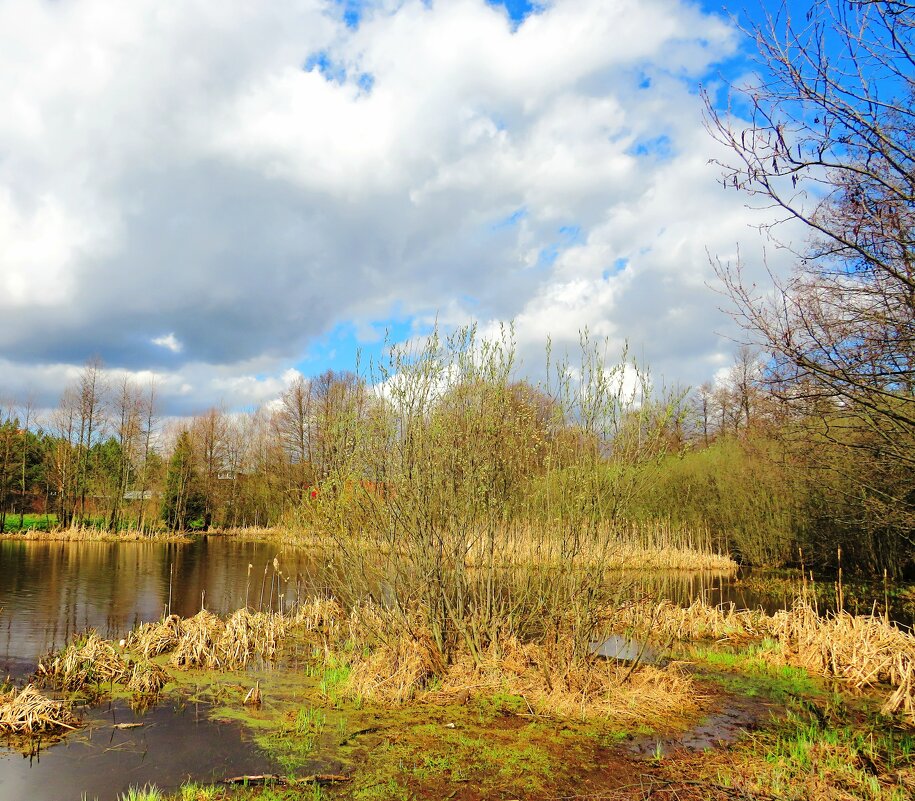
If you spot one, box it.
[7,590,915,801]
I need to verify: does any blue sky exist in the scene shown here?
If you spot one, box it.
[0,0,812,415]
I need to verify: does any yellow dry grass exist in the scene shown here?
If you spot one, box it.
[37,631,172,696]
[166,609,289,669]
[614,597,915,725]
[0,684,80,735]
[2,526,188,543]
[611,598,771,642]
[467,521,736,573]
[38,631,134,690]
[342,601,699,722]
[295,597,344,634]
[218,521,735,572]
[771,602,915,720]
[346,630,698,722]
[130,614,183,657]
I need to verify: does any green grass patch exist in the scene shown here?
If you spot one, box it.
[688,641,821,702]
[717,704,915,801]
[1,513,58,532]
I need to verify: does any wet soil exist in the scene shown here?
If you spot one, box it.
[625,688,776,757]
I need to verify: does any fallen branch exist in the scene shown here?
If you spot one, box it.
[220,773,351,787]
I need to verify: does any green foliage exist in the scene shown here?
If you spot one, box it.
[627,435,804,565]
[161,431,205,532]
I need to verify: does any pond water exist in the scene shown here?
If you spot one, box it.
[0,696,277,801]
[0,538,325,675]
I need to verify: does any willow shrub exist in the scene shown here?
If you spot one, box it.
[626,435,805,567]
[299,324,695,669]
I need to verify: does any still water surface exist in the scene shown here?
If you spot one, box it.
[0,538,325,675]
[0,537,775,672]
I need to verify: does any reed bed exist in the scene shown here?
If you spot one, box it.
[130,614,183,657]
[0,684,80,735]
[38,632,134,690]
[296,596,344,634]
[251,521,736,573]
[771,602,915,720]
[610,598,772,642]
[2,525,189,543]
[345,626,699,722]
[38,631,170,695]
[464,521,735,573]
[133,609,291,670]
[125,661,170,695]
[614,597,915,725]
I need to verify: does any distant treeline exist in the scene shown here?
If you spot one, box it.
[0,327,911,576]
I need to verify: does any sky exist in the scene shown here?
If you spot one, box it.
[0,0,806,416]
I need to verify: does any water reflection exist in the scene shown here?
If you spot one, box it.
[0,539,321,674]
[1,537,897,678]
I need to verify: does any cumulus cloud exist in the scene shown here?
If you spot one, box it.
[0,0,798,414]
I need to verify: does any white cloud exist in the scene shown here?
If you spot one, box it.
[152,333,183,353]
[0,0,798,413]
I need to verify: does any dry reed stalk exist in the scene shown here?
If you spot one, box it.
[167,609,290,669]
[0,684,80,735]
[347,633,444,703]
[609,599,770,642]
[125,661,170,695]
[243,681,261,706]
[618,596,915,725]
[771,601,915,722]
[38,631,172,696]
[2,527,189,543]
[129,614,184,657]
[296,597,344,633]
[169,610,226,669]
[345,627,699,722]
[38,631,134,690]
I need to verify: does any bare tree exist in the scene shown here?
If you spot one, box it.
[74,359,107,524]
[107,378,142,531]
[137,381,159,532]
[275,374,315,499]
[705,1,915,542]
[50,387,79,526]
[191,407,230,529]
[693,382,714,445]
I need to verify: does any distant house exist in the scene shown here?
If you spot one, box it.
[123,490,154,501]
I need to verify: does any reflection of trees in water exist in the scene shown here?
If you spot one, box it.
[0,540,325,664]
[623,569,792,616]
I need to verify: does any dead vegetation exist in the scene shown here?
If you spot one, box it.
[0,684,80,736]
[610,598,771,643]
[38,631,136,690]
[38,631,169,695]
[145,609,289,670]
[349,631,699,722]
[771,603,915,721]
[613,598,915,725]
[33,586,915,729]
